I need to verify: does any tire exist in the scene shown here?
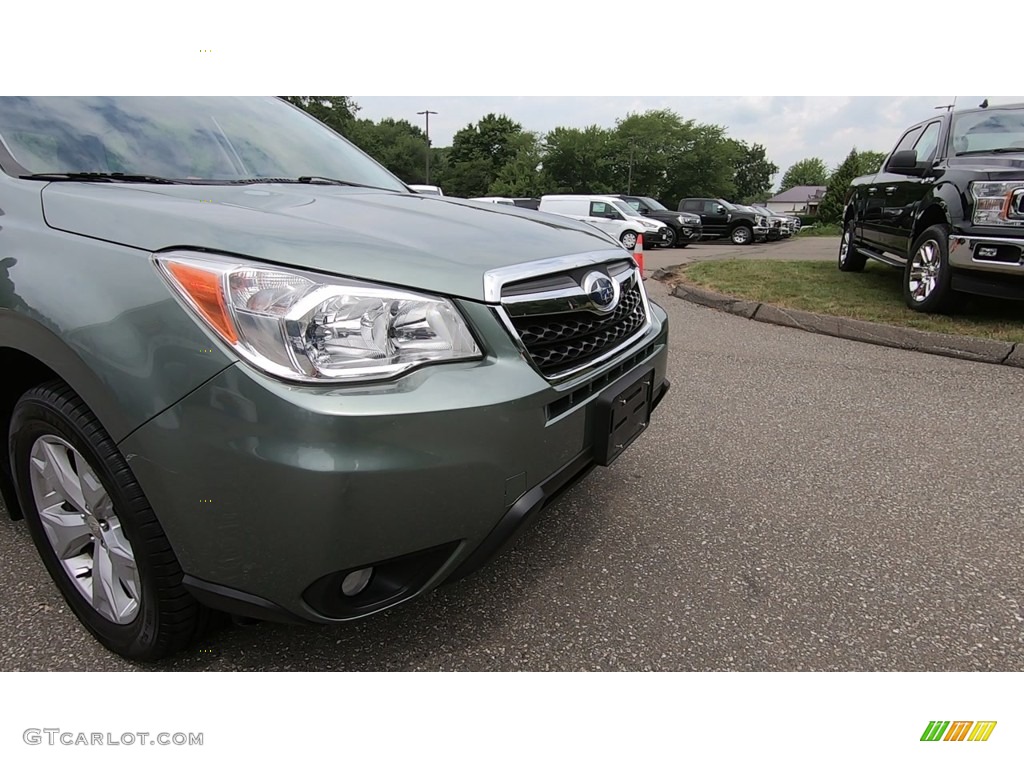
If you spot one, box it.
[9,381,208,661]
[903,224,954,313]
[620,231,638,250]
[730,225,753,245]
[663,228,677,248]
[838,220,867,272]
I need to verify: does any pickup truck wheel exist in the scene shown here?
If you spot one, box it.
[620,231,638,250]
[904,224,954,313]
[730,225,753,245]
[9,381,209,661]
[838,222,867,272]
[663,228,677,248]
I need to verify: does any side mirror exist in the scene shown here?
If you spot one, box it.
[887,149,920,172]
[716,205,726,214]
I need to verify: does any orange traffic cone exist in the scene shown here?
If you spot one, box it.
[632,234,645,278]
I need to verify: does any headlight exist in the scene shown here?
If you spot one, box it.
[644,222,660,232]
[156,253,482,383]
[969,181,1024,227]
[677,215,687,225]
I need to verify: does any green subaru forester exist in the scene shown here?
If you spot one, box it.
[0,97,670,660]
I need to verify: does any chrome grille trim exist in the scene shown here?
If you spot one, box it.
[491,256,654,382]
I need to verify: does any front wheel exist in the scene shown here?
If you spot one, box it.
[730,225,753,245]
[662,228,677,248]
[10,381,209,660]
[904,224,954,313]
[838,221,867,272]
[620,231,638,250]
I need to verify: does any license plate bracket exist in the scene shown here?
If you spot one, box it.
[592,365,655,466]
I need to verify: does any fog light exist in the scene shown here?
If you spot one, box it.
[341,567,373,597]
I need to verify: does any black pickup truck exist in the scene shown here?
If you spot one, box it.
[677,197,768,245]
[841,101,1024,312]
[613,194,703,248]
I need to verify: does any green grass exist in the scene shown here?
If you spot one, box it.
[796,223,843,237]
[681,259,1024,343]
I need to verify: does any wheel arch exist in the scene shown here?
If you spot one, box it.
[912,202,952,246]
[911,183,962,246]
[0,321,134,520]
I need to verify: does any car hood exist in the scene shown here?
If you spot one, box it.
[945,156,1024,179]
[39,183,623,302]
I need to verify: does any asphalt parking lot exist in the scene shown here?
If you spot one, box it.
[3,236,1024,671]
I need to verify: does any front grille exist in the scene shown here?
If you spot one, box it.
[506,274,648,378]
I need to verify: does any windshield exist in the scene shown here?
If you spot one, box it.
[637,196,666,211]
[952,108,1024,155]
[611,200,642,218]
[0,96,407,189]
[719,199,737,211]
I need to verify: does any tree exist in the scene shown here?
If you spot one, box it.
[443,113,526,196]
[779,157,829,191]
[542,125,621,193]
[665,122,741,203]
[489,131,550,197]
[280,97,359,135]
[613,110,691,198]
[732,141,779,202]
[855,150,887,177]
[818,149,861,225]
[344,118,428,183]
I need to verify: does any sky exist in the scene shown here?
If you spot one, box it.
[351,96,1021,192]
[4,4,1021,195]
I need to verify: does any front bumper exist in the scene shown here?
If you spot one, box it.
[949,233,1024,274]
[646,227,672,246]
[948,234,1024,299]
[121,302,670,624]
[753,225,770,241]
[676,224,703,243]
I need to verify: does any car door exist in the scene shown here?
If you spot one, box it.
[886,120,942,256]
[699,200,730,236]
[863,125,922,253]
[587,200,627,238]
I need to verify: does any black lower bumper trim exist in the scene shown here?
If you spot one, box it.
[445,377,670,584]
[952,270,1024,300]
[443,452,597,584]
[182,575,306,624]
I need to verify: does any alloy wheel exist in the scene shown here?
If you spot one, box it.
[28,435,141,624]
[908,239,941,303]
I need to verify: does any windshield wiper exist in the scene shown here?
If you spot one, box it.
[20,172,179,184]
[229,176,388,189]
[295,176,389,189]
[955,148,1024,156]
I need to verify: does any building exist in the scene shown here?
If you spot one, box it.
[766,186,827,215]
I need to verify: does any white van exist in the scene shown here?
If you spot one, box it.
[409,184,444,196]
[538,195,669,250]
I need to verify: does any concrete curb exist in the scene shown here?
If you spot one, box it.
[667,279,1024,368]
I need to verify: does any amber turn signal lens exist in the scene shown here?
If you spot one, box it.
[164,261,238,344]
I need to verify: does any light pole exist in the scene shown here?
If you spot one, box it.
[417,109,437,185]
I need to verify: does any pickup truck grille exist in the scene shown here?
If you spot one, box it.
[499,260,650,379]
